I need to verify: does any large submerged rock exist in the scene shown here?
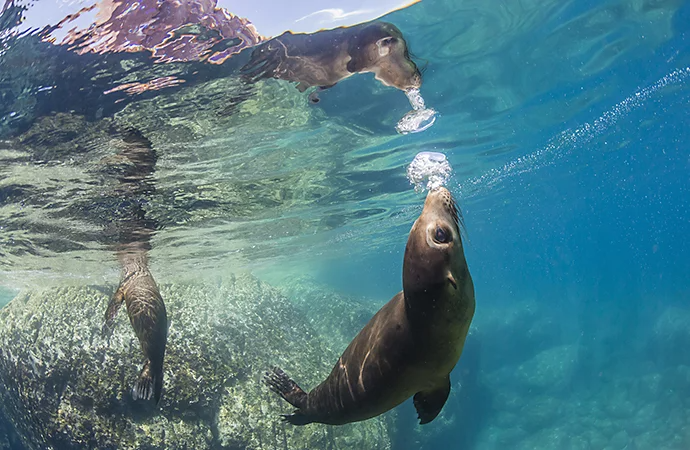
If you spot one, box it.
[0,274,393,449]
[649,306,690,367]
[270,275,380,352]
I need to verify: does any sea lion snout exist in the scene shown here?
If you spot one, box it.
[410,71,422,89]
[422,187,460,232]
[403,187,463,295]
[348,23,422,91]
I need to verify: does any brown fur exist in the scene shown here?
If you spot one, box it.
[265,187,475,425]
[101,130,168,405]
[242,21,422,95]
[104,249,168,404]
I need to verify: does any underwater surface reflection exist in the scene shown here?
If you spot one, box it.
[0,0,689,448]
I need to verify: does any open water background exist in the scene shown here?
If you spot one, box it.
[0,0,689,448]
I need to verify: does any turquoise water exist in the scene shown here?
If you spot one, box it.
[0,0,689,448]
[0,288,15,309]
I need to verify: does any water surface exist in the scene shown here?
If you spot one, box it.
[1,0,689,448]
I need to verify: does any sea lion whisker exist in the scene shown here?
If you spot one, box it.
[449,196,466,237]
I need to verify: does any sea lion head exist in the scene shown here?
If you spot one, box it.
[347,22,422,91]
[403,187,468,299]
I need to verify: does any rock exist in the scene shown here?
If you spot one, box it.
[649,306,690,367]
[486,344,578,396]
[473,300,562,371]
[269,275,379,352]
[601,381,637,420]
[517,395,562,432]
[629,403,656,436]
[609,430,630,449]
[637,372,663,402]
[0,274,392,449]
[513,426,568,449]
[493,425,528,446]
[586,429,610,450]
[514,344,579,392]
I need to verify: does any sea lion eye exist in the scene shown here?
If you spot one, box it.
[434,227,451,243]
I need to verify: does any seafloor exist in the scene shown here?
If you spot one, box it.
[0,275,687,449]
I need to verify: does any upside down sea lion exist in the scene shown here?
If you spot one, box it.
[265,186,475,425]
[242,21,422,103]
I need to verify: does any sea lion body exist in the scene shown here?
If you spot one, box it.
[242,21,422,96]
[104,252,168,404]
[101,130,168,405]
[266,187,474,425]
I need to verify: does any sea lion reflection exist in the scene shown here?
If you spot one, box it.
[242,21,422,103]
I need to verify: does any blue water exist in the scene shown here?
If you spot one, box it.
[1,0,689,448]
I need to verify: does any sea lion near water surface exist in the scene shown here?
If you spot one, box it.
[242,21,423,103]
[102,130,168,405]
[265,186,475,425]
[104,247,168,404]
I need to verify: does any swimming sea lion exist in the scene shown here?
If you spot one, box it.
[104,249,168,404]
[102,130,168,405]
[264,186,475,425]
[242,21,422,103]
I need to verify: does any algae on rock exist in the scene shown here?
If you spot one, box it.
[0,273,392,449]
[270,275,380,352]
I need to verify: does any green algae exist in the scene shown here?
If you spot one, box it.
[0,274,392,449]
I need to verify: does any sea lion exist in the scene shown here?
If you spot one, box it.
[102,130,168,405]
[104,250,168,404]
[242,21,422,103]
[264,186,475,425]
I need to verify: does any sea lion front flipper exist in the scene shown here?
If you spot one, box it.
[413,377,451,424]
[263,367,308,408]
[102,288,125,338]
[263,367,314,425]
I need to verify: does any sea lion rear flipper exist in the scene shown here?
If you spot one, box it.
[102,288,125,338]
[413,377,451,425]
[132,359,163,404]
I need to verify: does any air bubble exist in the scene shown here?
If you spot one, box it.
[406,151,452,192]
[396,88,437,134]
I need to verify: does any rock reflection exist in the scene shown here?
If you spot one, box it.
[52,0,262,64]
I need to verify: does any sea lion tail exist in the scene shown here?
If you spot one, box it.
[263,367,309,410]
[132,360,163,404]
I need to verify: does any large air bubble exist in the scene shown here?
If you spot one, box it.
[406,151,452,192]
[396,88,437,134]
